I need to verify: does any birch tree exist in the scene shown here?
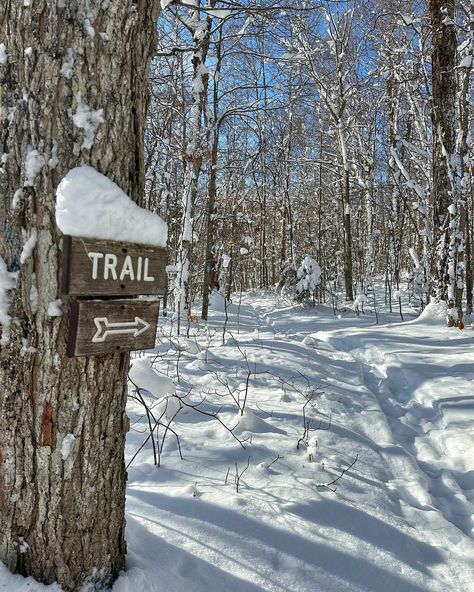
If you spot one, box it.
[456,0,473,315]
[173,0,214,327]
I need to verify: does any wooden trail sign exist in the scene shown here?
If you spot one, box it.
[67,299,160,357]
[62,235,167,297]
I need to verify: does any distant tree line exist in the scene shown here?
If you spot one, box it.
[146,0,473,324]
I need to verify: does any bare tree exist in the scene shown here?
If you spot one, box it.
[291,2,358,300]
[429,0,460,323]
[174,0,215,326]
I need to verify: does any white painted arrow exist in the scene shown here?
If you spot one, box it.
[92,316,151,343]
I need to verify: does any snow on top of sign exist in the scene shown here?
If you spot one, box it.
[56,166,168,247]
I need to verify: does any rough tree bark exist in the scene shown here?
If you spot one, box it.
[0,1,159,590]
[457,1,473,315]
[429,0,458,320]
[201,21,221,322]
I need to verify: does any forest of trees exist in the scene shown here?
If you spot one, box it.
[147,0,473,325]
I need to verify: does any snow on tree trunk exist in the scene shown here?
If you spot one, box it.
[385,44,406,312]
[430,0,460,324]
[0,1,159,590]
[201,20,220,322]
[456,3,473,316]
[294,6,355,301]
[342,168,354,301]
[174,1,212,324]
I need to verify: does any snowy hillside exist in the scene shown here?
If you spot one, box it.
[3,289,474,591]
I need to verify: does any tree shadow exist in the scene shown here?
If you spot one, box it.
[127,489,439,592]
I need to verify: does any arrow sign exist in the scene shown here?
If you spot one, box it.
[92,316,151,343]
[67,299,160,357]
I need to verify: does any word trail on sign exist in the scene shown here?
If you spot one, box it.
[62,235,167,297]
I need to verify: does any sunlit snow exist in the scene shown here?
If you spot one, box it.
[55,166,168,246]
[3,287,474,591]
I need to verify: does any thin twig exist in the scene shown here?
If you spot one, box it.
[316,454,359,493]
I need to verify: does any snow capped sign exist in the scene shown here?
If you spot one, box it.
[61,236,165,355]
[61,236,167,297]
[56,167,167,356]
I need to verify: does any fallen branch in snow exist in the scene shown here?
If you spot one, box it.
[178,391,251,449]
[316,454,359,493]
[297,399,314,452]
[272,371,325,409]
[209,343,256,416]
[132,386,158,464]
[266,454,282,469]
[127,376,184,468]
[255,402,273,418]
[235,342,253,415]
[288,380,330,457]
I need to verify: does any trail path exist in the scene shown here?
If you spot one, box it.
[249,294,474,590]
[3,292,474,592]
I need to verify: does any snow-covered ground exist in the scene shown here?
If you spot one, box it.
[3,287,474,591]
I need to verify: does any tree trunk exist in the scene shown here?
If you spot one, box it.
[201,25,221,322]
[174,1,212,323]
[430,0,457,316]
[342,169,354,301]
[0,1,159,590]
[458,3,473,316]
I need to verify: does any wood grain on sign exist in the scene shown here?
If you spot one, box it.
[62,235,167,297]
[67,299,160,357]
